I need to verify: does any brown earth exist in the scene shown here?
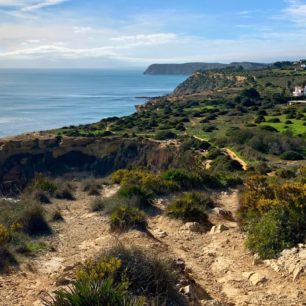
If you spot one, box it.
[0,186,305,306]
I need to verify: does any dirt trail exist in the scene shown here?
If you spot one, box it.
[222,149,248,171]
[0,185,120,306]
[149,190,306,305]
[192,136,248,171]
[0,187,305,305]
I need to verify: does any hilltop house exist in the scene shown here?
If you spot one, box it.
[293,86,306,97]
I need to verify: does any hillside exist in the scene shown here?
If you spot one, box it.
[144,62,268,75]
[0,62,305,306]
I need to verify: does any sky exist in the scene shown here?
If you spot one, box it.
[0,0,306,68]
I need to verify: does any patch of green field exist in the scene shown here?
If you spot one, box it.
[261,115,306,135]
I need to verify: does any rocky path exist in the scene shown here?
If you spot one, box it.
[0,185,119,306]
[149,190,306,305]
[0,187,305,305]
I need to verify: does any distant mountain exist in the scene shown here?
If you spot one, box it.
[144,62,268,75]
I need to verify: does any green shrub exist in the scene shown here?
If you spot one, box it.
[82,179,102,196]
[206,147,222,159]
[162,168,220,190]
[280,151,305,161]
[210,156,243,173]
[167,192,213,223]
[260,125,278,132]
[112,169,176,205]
[268,118,281,123]
[246,209,296,259]
[45,246,181,306]
[0,200,51,236]
[44,277,143,306]
[239,177,306,258]
[28,173,57,195]
[155,130,177,140]
[50,209,64,222]
[0,247,17,273]
[104,246,182,305]
[110,207,147,232]
[30,190,51,204]
[276,168,297,179]
[55,184,75,200]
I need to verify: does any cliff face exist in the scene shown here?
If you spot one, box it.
[144,62,268,75]
[0,135,178,194]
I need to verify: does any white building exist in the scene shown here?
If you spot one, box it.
[293,86,305,97]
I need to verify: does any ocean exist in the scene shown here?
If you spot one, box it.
[0,69,186,137]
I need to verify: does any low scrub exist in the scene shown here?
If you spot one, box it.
[112,169,177,204]
[0,199,51,236]
[167,192,214,223]
[162,168,221,190]
[81,178,102,196]
[45,246,182,306]
[110,207,147,232]
[239,175,306,259]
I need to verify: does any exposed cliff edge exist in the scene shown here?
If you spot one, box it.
[144,62,268,75]
[0,135,179,194]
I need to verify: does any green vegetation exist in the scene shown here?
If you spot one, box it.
[0,199,52,272]
[110,207,147,232]
[45,246,182,306]
[239,175,306,259]
[167,192,214,223]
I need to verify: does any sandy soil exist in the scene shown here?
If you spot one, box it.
[0,187,305,306]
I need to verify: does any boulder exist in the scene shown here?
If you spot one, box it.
[182,222,202,233]
[249,273,267,286]
[210,224,229,234]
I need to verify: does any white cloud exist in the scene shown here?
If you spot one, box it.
[111,33,177,46]
[0,44,116,58]
[282,0,306,26]
[21,0,68,12]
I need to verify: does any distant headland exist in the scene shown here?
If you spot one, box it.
[144,62,268,75]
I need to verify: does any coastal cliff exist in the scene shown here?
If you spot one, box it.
[0,135,179,194]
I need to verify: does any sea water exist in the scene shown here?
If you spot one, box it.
[0,69,186,137]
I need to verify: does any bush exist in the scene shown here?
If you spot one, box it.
[167,192,213,223]
[155,130,177,140]
[260,125,278,132]
[268,118,281,123]
[27,173,57,195]
[82,179,102,196]
[239,177,306,258]
[90,197,105,212]
[280,151,305,161]
[44,277,143,306]
[110,207,147,232]
[206,147,222,159]
[246,209,296,259]
[210,156,243,173]
[0,200,51,236]
[30,190,51,204]
[104,246,181,305]
[0,247,17,273]
[112,169,176,204]
[55,183,75,200]
[50,209,64,222]
[45,246,181,306]
[163,168,220,190]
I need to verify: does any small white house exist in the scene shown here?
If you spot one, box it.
[293,86,305,97]
[301,64,306,69]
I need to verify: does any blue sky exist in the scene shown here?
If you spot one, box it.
[0,0,305,68]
